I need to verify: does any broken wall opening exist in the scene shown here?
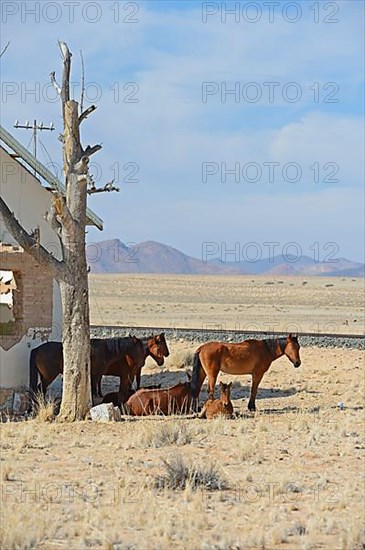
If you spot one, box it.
[0,244,53,351]
[0,269,22,336]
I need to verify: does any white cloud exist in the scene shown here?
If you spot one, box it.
[1,1,364,261]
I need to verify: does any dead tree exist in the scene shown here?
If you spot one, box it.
[0,42,118,420]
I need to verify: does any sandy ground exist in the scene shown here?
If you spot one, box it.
[89,275,364,335]
[1,342,364,550]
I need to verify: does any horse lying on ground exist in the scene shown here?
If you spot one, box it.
[125,375,192,416]
[191,334,301,411]
[102,385,162,407]
[199,382,233,419]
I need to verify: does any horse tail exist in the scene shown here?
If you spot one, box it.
[190,352,203,398]
[29,348,39,394]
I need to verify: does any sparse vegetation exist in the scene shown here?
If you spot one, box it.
[170,349,195,369]
[155,453,227,491]
[0,345,364,549]
[32,391,56,422]
[130,420,193,448]
[89,274,365,335]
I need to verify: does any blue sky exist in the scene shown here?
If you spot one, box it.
[1,0,364,262]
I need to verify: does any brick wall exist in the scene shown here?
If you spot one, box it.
[0,245,53,350]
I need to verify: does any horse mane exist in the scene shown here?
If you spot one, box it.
[142,335,154,342]
[104,337,136,355]
[265,337,287,353]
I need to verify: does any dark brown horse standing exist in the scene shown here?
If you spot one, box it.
[30,341,63,396]
[92,336,146,401]
[191,334,301,411]
[30,336,145,398]
[97,333,170,398]
[135,333,170,389]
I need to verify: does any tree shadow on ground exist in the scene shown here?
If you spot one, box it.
[101,371,297,401]
[229,385,297,400]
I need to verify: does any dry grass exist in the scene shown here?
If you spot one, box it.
[165,349,195,370]
[155,453,227,491]
[31,391,56,422]
[125,419,193,448]
[0,346,364,549]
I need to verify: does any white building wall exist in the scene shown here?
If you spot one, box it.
[0,148,63,260]
[0,149,63,388]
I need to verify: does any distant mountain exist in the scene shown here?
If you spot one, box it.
[212,255,365,277]
[87,239,364,277]
[88,239,243,275]
[210,254,314,275]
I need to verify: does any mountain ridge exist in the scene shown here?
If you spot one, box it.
[87,239,365,277]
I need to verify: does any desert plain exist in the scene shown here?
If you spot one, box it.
[1,274,364,550]
[88,274,364,334]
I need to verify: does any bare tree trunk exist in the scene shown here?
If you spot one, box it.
[58,165,92,419]
[57,99,91,420]
[59,279,91,420]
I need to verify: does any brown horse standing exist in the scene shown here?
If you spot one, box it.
[135,333,170,390]
[93,336,147,401]
[30,341,63,396]
[125,374,192,416]
[98,333,170,399]
[30,336,145,398]
[191,334,301,411]
[199,382,233,419]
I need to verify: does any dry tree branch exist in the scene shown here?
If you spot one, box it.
[87,179,120,194]
[80,49,85,114]
[79,105,97,124]
[0,196,70,282]
[83,144,102,157]
[58,40,71,112]
[50,71,61,95]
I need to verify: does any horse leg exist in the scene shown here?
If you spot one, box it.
[248,370,265,412]
[191,367,206,412]
[119,374,133,403]
[135,367,142,390]
[207,371,218,400]
[39,375,48,398]
[97,376,103,397]
[198,402,207,419]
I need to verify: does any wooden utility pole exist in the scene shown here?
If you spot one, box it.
[14,120,55,163]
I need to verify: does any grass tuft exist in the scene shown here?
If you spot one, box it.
[31,392,56,422]
[155,453,227,491]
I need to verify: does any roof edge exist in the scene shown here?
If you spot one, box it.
[0,125,103,231]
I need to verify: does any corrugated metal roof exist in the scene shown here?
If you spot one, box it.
[0,125,103,230]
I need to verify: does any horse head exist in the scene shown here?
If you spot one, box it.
[284,333,301,368]
[146,334,167,366]
[157,332,170,357]
[219,381,232,405]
